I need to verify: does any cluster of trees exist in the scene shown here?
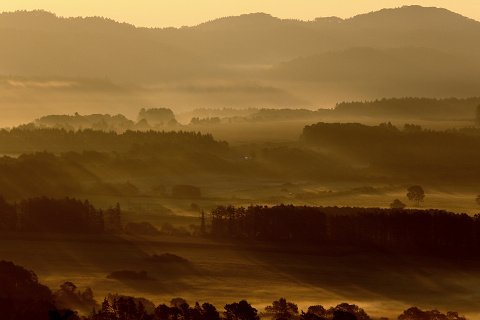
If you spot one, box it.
[0,127,227,154]
[54,282,97,315]
[0,260,54,320]
[190,117,221,125]
[0,128,233,198]
[390,185,425,209]
[33,108,183,133]
[301,122,480,182]
[0,196,121,233]
[0,261,468,320]
[6,120,480,199]
[398,308,466,320]
[210,205,480,256]
[138,108,178,127]
[34,113,135,132]
[334,98,480,120]
[103,298,374,320]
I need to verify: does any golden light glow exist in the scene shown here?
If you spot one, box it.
[0,0,479,27]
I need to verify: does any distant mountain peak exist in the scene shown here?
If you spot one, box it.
[349,5,478,24]
[0,9,136,31]
[0,9,57,19]
[196,12,278,28]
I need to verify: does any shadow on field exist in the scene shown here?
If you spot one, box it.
[235,244,480,313]
[0,233,200,294]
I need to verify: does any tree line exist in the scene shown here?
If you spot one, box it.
[301,122,480,182]
[0,196,122,233]
[334,97,480,120]
[0,260,467,320]
[210,205,480,256]
[0,127,227,154]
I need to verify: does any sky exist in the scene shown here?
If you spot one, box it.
[0,0,479,27]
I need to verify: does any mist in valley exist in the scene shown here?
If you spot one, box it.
[1,3,480,320]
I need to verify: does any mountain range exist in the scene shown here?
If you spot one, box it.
[1,5,480,110]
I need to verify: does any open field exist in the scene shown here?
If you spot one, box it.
[80,181,480,228]
[0,233,479,319]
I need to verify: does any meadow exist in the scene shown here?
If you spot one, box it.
[1,231,479,319]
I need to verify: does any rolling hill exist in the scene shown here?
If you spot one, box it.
[1,6,480,118]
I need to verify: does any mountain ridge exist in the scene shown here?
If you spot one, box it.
[1,5,480,102]
[1,5,478,30]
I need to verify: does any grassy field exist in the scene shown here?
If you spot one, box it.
[1,233,479,319]
[82,180,480,228]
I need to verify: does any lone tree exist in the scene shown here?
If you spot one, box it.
[407,185,425,206]
[390,199,406,209]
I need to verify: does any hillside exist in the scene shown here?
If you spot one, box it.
[1,6,479,82]
[270,47,480,97]
[1,6,480,121]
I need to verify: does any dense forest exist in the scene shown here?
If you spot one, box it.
[4,195,480,258]
[210,205,480,257]
[0,196,121,233]
[0,260,467,320]
[333,98,480,120]
[0,128,226,154]
[185,98,480,124]
[34,108,181,132]
[2,121,480,199]
[301,122,480,182]
[23,98,480,134]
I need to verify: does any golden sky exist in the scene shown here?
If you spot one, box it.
[0,0,479,27]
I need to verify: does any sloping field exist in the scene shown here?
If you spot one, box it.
[0,233,479,318]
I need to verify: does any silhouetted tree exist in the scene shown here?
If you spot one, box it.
[407,186,425,206]
[201,303,221,320]
[265,298,298,320]
[170,298,189,309]
[306,306,327,318]
[137,108,176,126]
[0,260,54,320]
[93,298,116,320]
[48,309,80,320]
[446,312,467,320]
[330,304,369,320]
[54,282,97,315]
[18,197,104,233]
[390,199,406,209]
[155,304,173,320]
[398,307,466,320]
[225,300,259,320]
[332,311,356,320]
[209,204,480,256]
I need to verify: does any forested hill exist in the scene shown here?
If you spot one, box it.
[0,6,479,83]
[0,128,227,154]
[333,98,480,120]
[301,122,480,182]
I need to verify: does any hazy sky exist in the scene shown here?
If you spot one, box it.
[0,0,479,27]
